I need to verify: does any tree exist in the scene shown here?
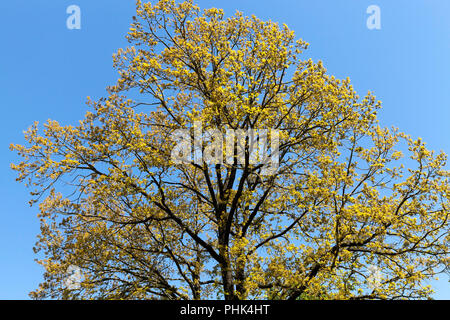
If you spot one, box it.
[11,0,449,300]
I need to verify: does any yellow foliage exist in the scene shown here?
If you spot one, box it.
[10,0,450,300]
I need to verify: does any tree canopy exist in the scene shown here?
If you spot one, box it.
[11,0,449,300]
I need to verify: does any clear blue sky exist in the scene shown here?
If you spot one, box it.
[0,0,449,299]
